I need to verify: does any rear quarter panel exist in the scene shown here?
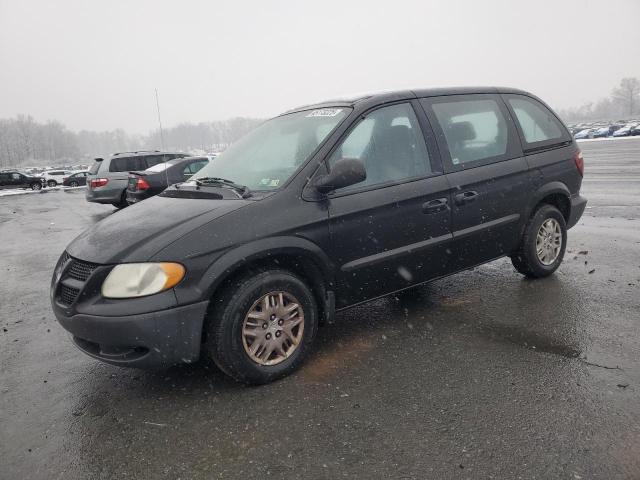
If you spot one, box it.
[524,143,582,196]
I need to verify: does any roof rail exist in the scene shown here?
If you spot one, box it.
[112,150,161,156]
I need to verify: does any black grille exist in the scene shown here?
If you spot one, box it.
[67,259,98,281]
[56,252,100,306]
[59,284,80,305]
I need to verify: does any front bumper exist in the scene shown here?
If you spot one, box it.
[55,301,209,368]
[567,194,587,229]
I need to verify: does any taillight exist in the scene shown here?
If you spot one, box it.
[90,178,109,188]
[136,177,150,190]
[573,149,584,177]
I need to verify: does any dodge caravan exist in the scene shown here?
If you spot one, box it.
[51,87,587,384]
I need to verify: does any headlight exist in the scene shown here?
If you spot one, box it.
[101,263,185,299]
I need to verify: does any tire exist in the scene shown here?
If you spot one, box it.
[205,270,319,385]
[31,182,42,191]
[70,181,78,187]
[112,190,128,209]
[511,204,567,278]
[47,180,57,187]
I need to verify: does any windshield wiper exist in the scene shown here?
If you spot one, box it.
[193,177,252,198]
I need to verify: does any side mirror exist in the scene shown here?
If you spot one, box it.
[314,158,366,194]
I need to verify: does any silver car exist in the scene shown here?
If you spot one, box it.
[86,151,189,208]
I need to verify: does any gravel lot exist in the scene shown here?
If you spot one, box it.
[1,139,639,479]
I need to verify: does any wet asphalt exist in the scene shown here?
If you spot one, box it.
[1,138,639,480]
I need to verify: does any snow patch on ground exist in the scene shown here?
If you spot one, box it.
[576,136,640,143]
[0,186,85,197]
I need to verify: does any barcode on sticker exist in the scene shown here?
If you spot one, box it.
[306,108,343,117]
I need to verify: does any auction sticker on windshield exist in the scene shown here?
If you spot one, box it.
[306,108,343,117]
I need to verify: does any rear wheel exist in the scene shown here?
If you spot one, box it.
[511,204,567,278]
[47,180,57,187]
[112,190,128,209]
[31,182,42,190]
[205,270,318,384]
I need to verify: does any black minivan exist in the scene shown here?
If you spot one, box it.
[51,87,587,384]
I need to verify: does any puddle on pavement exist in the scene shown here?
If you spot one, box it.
[477,322,582,359]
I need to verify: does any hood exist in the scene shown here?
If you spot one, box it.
[67,195,251,264]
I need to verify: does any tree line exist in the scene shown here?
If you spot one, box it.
[0,116,263,168]
[557,77,640,122]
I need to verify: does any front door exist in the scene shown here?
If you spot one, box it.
[324,102,453,307]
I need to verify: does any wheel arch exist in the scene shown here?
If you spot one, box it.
[528,181,571,223]
[200,236,337,325]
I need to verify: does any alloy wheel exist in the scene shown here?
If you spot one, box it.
[241,291,304,366]
[536,218,562,266]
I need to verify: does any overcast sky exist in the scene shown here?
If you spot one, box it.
[1,0,638,133]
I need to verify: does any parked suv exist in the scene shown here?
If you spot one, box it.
[51,87,586,384]
[40,170,73,187]
[86,151,189,208]
[0,170,43,190]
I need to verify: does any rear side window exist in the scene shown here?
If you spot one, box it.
[89,161,102,175]
[505,95,569,147]
[109,157,146,172]
[429,98,509,166]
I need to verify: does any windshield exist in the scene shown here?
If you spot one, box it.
[191,107,351,190]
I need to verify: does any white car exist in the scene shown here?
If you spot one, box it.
[40,170,73,187]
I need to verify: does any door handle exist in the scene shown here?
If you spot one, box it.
[454,190,479,205]
[422,198,448,214]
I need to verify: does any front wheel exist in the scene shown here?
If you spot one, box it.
[69,181,78,187]
[511,204,567,278]
[31,182,42,190]
[47,180,57,187]
[205,270,318,384]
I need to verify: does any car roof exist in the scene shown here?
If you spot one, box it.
[111,150,188,157]
[94,151,189,162]
[284,86,532,114]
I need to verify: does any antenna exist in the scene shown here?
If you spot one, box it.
[155,88,165,151]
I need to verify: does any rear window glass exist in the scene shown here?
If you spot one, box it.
[507,95,567,145]
[183,160,209,175]
[143,155,167,168]
[109,157,146,172]
[146,162,170,173]
[89,161,101,175]
[431,99,508,165]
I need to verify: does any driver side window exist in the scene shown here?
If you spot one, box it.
[328,103,430,191]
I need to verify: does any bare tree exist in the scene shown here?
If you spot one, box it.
[612,77,640,117]
[0,115,263,167]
